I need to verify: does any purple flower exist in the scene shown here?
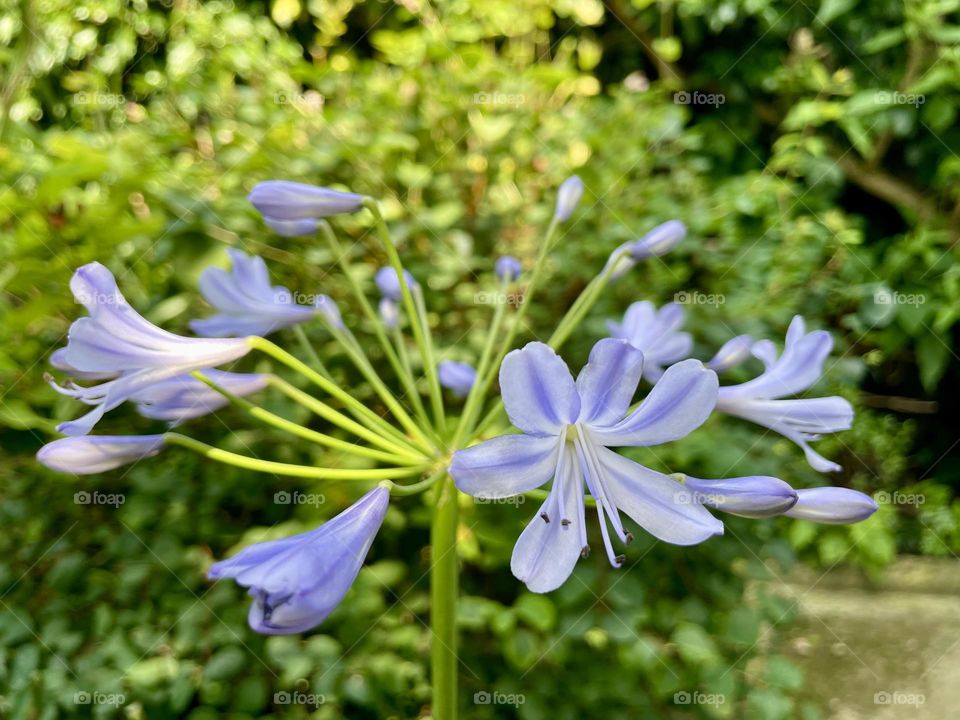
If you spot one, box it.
[438,361,476,398]
[130,369,268,423]
[263,216,319,237]
[190,249,341,337]
[495,256,522,282]
[208,486,389,634]
[451,339,723,593]
[716,316,852,472]
[608,302,692,382]
[248,181,364,220]
[50,347,118,381]
[52,263,252,436]
[628,220,686,260]
[554,176,584,222]
[783,487,878,524]
[375,267,418,302]
[683,475,797,519]
[706,335,754,372]
[38,434,165,474]
[379,298,400,329]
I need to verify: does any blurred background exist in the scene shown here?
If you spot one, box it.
[1,0,959,717]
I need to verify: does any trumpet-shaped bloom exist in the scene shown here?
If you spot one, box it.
[38,434,165,474]
[375,267,418,302]
[495,255,522,282]
[53,263,253,436]
[190,249,341,337]
[209,486,389,634]
[438,361,476,398]
[452,339,724,593]
[706,335,754,372]
[248,181,364,220]
[608,302,692,382]
[263,216,319,237]
[130,370,268,422]
[554,176,584,222]
[783,487,878,524]
[716,316,852,472]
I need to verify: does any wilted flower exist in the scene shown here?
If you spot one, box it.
[38,434,166,474]
[716,316,852,472]
[52,262,252,435]
[784,487,878,524]
[131,370,268,422]
[452,339,723,592]
[208,486,389,634]
[263,216,319,237]
[608,301,692,382]
[495,255,522,282]
[191,249,341,337]
[375,267,418,302]
[248,181,364,220]
[438,361,476,398]
[554,176,584,222]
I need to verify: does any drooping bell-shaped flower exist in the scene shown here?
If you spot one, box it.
[53,263,253,435]
[190,249,342,337]
[706,335,754,372]
[248,181,364,220]
[452,339,727,593]
[608,302,692,382]
[263,216,319,237]
[716,316,853,472]
[495,255,522,282]
[783,487,878,524]
[375,267,418,302]
[38,434,166,474]
[208,486,390,634]
[130,370,268,422]
[554,176,584,222]
[438,361,476,398]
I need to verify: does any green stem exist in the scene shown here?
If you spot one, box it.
[164,433,427,480]
[430,472,459,720]
[292,325,331,378]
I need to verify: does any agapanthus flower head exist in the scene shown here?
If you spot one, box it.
[495,255,522,282]
[379,298,400,329]
[54,263,253,436]
[628,220,686,260]
[554,175,584,222]
[438,361,476,398]
[608,301,692,382]
[248,181,364,220]
[375,267,419,302]
[716,316,852,472]
[208,486,389,634]
[452,339,725,592]
[38,434,166,474]
[784,487,878,524]
[130,370,268,423]
[706,335,754,372]
[263,216,319,237]
[190,248,340,337]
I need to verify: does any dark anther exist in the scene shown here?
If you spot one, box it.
[580,545,591,558]
[540,512,550,523]
[561,518,571,526]
[625,532,634,544]
[615,554,626,565]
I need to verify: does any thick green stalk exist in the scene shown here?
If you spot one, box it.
[430,472,459,720]
[292,325,331,378]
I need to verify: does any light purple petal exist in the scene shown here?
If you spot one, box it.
[37,434,165,474]
[132,370,268,422]
[576,339,644,427]
[783,487,878,524]
[684,475,797,519]
[495,256,522,281]
[438,361,477,398]
[374,267,418,302]
[554,176,584,222]
[590,359,718,447]
[248,181,364,220]
[628,220,685,260]
[706,335,754,372]
[451,434,560,498]
[499,343,580,436]
[263,216,319,237]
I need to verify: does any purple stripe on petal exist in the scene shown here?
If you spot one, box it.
[499,343,580,436]
[575,338,644,426]
[451,434,561,499]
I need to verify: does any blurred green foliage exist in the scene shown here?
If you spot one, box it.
[0,0,958,717]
